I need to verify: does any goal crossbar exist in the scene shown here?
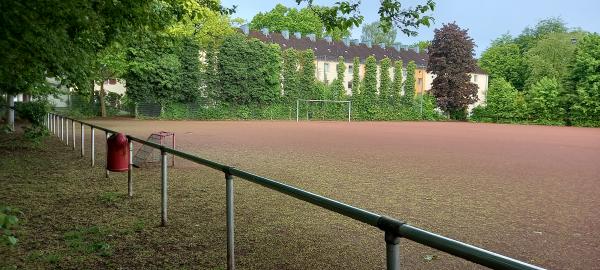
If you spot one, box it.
[296,99,352,122]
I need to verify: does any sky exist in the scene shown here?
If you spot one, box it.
[221,0,600,56]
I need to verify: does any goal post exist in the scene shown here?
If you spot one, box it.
[296,99,351,122]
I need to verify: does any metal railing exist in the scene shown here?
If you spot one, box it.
[45,112,545,270]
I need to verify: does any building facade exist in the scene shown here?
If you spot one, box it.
[244,26,488,110]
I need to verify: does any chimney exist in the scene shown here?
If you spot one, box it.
[351,39,360,46]
[307,33,316,42]
[324,35,332,43]
[282,30,289,40]
[342,37,350,46]
[410,46,420,53]
[365,41,372,48]
[240,24,249,35]
[260,27,269,36]
[379,43,386,49]
[294,32,302,39]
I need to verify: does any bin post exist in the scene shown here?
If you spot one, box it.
[105,131,110,178]
[128,139,133,197]
[161,149,168,226]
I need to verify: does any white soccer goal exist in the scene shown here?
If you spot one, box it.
[296,99,352,122]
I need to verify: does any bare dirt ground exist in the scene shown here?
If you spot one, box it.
[3,119,599,269]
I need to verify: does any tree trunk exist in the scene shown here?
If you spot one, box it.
[99,82,107,117]
[7,94,15,131]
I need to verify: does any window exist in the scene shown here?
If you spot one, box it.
[324,63,329,72]
[348,81,353,89]
[473,74,478,82]
[348,65,353,74]
[109,79,117,85]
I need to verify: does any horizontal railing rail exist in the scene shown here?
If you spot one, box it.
[45,112,545,270]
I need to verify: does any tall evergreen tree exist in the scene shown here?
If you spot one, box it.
[402,61,416,105]
[352,57,361,96]
[299,49,317,99]
[568,33,600,126]
[361,56,378,100]
[282,48,300,101]
[427,23,478,119]
[392,60,404,103]
[178,37,202,102]
[331,56,346,100]
[379,58,392,103]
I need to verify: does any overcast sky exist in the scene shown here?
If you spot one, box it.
[221,0,600,56]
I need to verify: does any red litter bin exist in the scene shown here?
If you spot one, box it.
[107,133,129,172]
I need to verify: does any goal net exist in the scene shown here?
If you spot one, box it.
[296,99,352,122]
[132,131,175,167]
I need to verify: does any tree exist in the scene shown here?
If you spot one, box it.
[526,77,564,123]
[392,60,404,103]
[479,35,527,90]
[379,58,392,102]
[217,34,281,105]
[568,33,600,126]
[427,23,478,119]
[282,48,301,101]
[125,35,191,106]
[515,17,568,53]
[166,1,237,48]
[296,0,435,37]
[331,56,347,100]
[352,57,361,96]
[472,78,525,122]
[250,4,350,40]
[411,41,431,51]
[361,56,378,100]
[0,0,229,97]
[94,44,128,117]
[299,49,317,99]
[525,32,584,87]
[203,44,220,101]
[177,37,202,103]
[402,61,416,105]
[361,22,397,46]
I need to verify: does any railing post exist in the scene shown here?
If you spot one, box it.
[225,170,235,270]
[80,123,85,157]
[60,117,64,141]
[53,115,56,135]
[385,231,401,270]
[91,127,95,167]
[66,119,69,146]
[72,120,75,149]
[160,149,168,226]
[105,131,110,178]
[128,139,133,197]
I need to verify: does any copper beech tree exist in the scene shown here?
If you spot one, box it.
[427,23,478,119]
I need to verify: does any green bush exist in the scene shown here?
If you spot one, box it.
[1,205,22,246]
[15,101,50,142]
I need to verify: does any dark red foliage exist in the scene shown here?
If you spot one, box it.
[427,23,478,118]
